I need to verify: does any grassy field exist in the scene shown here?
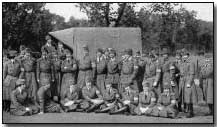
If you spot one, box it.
[3,105,213,123]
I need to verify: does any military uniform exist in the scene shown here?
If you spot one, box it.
[81,85,103,111]
[3,55,24,101]
[106,56,120,90]
[120,54,139,93]
[21,56,37,100]
[143,56,160,97]
[95,87,119,113]
[199,55,213,115]
[120,87,139,114]
[134,90,156,115]
[61,58,77,98]
[36,57,54,88]
[94,55,107,93]
[41,44,56,59]
[179,55,197,117]
[134,55,147,92]
[37,85,63,113]
[152,92,178,118]
[52,56,62,98]
[10,88,39,116]
[60,86,82,112]
[77,53,94,89]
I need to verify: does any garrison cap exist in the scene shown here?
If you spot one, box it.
[163,82,170,89]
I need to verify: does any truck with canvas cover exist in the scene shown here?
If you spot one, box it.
[49,27,142,60]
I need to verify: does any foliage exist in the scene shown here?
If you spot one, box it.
[3,3,213,53]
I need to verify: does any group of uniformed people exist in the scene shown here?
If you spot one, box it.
[3,35,213,119]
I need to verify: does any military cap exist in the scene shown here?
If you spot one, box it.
[97,48,104,53]
[45,35,51,40]
[16,79,25,87]
[125,48,133,56]
[124,83,131,88]
[142,81,150,88]
[169,63,175,70]
[9,50,18,57]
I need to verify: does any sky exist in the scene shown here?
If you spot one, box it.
[45,3,213,22]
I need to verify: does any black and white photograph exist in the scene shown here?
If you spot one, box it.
[2,2,214,124]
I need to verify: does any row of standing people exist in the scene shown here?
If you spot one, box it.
[3,36,213,118]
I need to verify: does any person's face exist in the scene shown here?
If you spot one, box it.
[105,51,109,56]
[182,55,188,61]
[86,82,91,88]
[125,86,130,92]
[58,43,63,48]
[163,88,170,94]
[143,86,149,92]
[106,84,112,90]
[20,84,26,90]
[47,39,52,44]
[25,53,31,58]
[109,53,115,58]
[176,55,181,60]
[97,52,102,57]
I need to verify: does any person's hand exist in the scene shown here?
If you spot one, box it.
[25,107,30,111]
[64,66,67,69]
[64,101,74,106]
[123,100,130,105]
[38,111,44,115]
[158,106,163,110]
[153,82,157,87]
[186,84,191,88]
[194,79,200,86]
[21,68,25,72]
[37,79,40,83]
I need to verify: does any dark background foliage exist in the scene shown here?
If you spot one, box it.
[2,3,213,53]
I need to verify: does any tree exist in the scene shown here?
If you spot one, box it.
[76,3,128,27]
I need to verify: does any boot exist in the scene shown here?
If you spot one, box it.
[183,103,187,113]
[178,102,182,112]
[86,104,99,113]
[186,104,194,118]
[109,106,127,115]
[205,104,213,116]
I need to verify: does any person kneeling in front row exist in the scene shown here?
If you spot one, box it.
[37,83,64,114]
[134,81,156,116]
[10,79,39,116]
[80,77,104,113]
[151,82,178,118]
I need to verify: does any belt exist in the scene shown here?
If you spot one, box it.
[79,68,92,71]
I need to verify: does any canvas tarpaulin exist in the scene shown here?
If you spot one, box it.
[49,27,142,60]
